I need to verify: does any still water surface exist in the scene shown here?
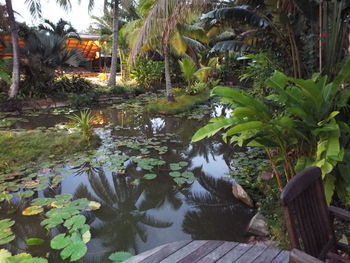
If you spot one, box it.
[1,103,254,262]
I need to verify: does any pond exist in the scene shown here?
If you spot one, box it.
[0,101,255,262]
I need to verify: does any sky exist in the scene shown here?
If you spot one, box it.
[2,0,105,32]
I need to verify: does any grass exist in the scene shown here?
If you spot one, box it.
[146,91,210,114]
[0,130,100,173]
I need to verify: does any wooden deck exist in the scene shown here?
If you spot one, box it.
[125,240,290,263]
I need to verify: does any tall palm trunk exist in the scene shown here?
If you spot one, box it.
[107,0,119,86]
[5,0,20,98]
[163,44,175,102]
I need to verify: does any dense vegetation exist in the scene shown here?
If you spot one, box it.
[0,0,350,261]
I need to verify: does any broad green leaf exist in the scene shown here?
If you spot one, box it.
[169,172,181,177]
[324,175,336,205]
[25,238,45,246]
[63,215,86,232]
[51,234,70,250]
[22,206,44,216]
[143,174,157,180]
[60,240,87,261]
[108,251,133,263]
[82,230,91,244]
[0,249,11,262]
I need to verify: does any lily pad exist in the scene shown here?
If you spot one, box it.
[108,251,133,263]
[22,206,44,216]
[0,219,15,245]
[26,238,45,246]
[143,174,157,180]
[169,172,181,177]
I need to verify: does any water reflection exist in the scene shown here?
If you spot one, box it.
[1,103,254,262]
[183,168,254,242]
[74,167,173,257]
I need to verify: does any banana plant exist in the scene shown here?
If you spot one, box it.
[178,57,212,86]
[192,57,350,203]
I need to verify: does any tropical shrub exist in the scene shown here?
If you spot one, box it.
[131,57,164,89]
[19,31,86,97]
[185,82,207,95]
[238,53,281,96]
[52,75,96,94]
[178,57,214,86]
[192,57,350,205]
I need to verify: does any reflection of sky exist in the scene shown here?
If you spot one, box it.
[2,104,253,262]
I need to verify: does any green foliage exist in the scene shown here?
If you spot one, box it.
[67,110,95,141]
[53,75,97,94]
[193,57,350,203]
[238,53,280,96]
[29,194,92,262]
[147,92,209,115]
[0,58,10,86]
[131,57,164,89]
[185,82,207,95]
[178,57,213,87]
[19,31,86,97]
[0,219,15,245]
[0,130,100,173]
[108,251,133,263]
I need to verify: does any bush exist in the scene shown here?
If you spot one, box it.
[110,85,127,95]
[53,75,96,94]
[185,82,207,95]
[68,91,98,108]
[131,57,164,89]
[147,92,209,114]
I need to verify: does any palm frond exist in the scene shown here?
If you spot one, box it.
[209,40,252,54]
[202,7,270,29]
[24,0,42,20]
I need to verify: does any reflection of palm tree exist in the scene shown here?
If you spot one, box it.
[182,168,255,242]
[74,168,172,256]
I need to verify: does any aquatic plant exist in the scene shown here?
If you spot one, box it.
[67,110,95,141]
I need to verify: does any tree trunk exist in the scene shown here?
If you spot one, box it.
[5,0,20,98]
[163,44,175,102]
[107,0,119,86]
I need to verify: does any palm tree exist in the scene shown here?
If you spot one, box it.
[74,168,173,256]
[130,0,210,102]
[38,18,80,39]
[5,0,20,98]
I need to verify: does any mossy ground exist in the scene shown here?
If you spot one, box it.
[0,130,100,173]
[146,92,210,114]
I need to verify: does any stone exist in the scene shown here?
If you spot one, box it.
[247,212,270,236]
[231,181,254,207]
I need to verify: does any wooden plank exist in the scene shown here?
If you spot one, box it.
[216,243,252,263]
[177,241,224,263]
[234,245,268,263]
[138,240,192,263]
[252,248,282,263]
[124,244,169,263]
[271,250,290,263]
[159,240,208,263]
[197,242,239,263]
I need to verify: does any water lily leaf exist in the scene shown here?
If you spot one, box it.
[0,249,11,262]
[25,238,45,246]
[173,177,186,186]
[82,230,91,244]
[6,253,31,263]
[63,215,86,232]
[170,164,181,171]
[143,174,157,180]
[22,206,44,216]
[182,171,194,178]
[60,240,87,261]
[169,172,181,177]
[108,251,133,263]
[18,190,34,199]
[87,201,101,211]
[50,234,70,250]
[0,192,13,203]
[31,198,52,206]
[0,219,15,245]
[131,179,140,185]
[178,161,189,167]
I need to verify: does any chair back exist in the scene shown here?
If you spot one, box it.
[280,167,335,260]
